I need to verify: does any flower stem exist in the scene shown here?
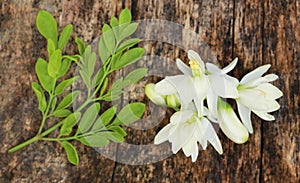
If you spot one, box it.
[8,135,40,153]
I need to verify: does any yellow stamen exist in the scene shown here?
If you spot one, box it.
[189,60,201,76]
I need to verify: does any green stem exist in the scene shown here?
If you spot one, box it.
[38,93,54,134]
[8,135,40,153]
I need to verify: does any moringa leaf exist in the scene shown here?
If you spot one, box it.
[36,10,58,47]
[75,37,86,55]
[48,49,62,78]
[52,109,72,117]
[78,103,100,133]
[55,76,79,95]
[58,24,73,49]
[35,58,55,92]
[31,82,47,112]
[56,91,80,110]
[61,141,79,165]
[92,106,117,131]
[119,8,131,25]
[98,36,111,64]
[124,68,148,85]
[60,112,81,136]
[119,23,138,41]
[113,48,144,70]
[102,24,116,54]
[117,38,141,52]
[112,102,145,125]
[78,134,109,147]
[47,39,56,57]
[57,59,71,78]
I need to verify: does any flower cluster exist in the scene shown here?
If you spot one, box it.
[145,50,282,162]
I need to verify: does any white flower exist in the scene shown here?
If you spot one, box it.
[206,58,239,117]
[236,64,283,133]
[155,50,209,116]
[154,104,223,162]
[217,98,249,144]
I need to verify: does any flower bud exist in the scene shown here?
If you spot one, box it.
[166,94,181,108]
[145,83,167,105]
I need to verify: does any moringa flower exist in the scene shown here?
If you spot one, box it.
[145,83,167,106]
[217,98,249,144]
[155,50,209,116]
[206,58,239,117]
[154,103,223,162]
[235,64,283,133]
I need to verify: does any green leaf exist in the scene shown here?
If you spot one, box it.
[98,131,124,143]
[60,112,81,136]
[47,39,56,57]
[31,82,47,112]
[55,76,78,95]
[119,8,131,25]
[57,59,71,78]
[52,109,72,117]
[110,52,122,70]
[78,103,100,133]
[98,37,111,64]
[48,49,62,78]
[78,134,109,147]
[113,102,145,125]
[119,23,138,41]
[87,52,96,78]
[102,24,116,54]
[113,48,144,70]
[36,10,58,47]
[92,106,117,131]
[108,126,127,137]
[124,68,147,85]
[75,37,86,55]
[117,38,141,52]
[35,58,55,92]
[79,70,90,88]
[58,24,73,49]
[61,141,79,165]
[110,16,119,27]
[56,91,80,110]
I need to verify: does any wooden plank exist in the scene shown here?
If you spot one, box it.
[0,0,123,182]
[110,0,264,182]
[262,0,300,182]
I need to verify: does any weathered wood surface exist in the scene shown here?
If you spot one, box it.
[0,0,299,182]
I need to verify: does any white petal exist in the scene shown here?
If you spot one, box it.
[195,119,207,149]
[154,124,174,144]
[256,83,283,100]
[206,63,222,74]
[252,110,275,121]
[187,50,205,72]
[191,143,199,162]
[182,136,197,157]
[266,100,280,112]
[240,64,271,84]
[169,122,196,153]
[218,100,249,144]
[201,118,223,154]
[238,89,270,111]
[263,74,278,82]
[176,58,192,76]
[237,100,253,134]
[166,75,197,106]
[170,110,194,125]
[209,75,239,98]
[221,57,238,74]
[206,87,218,117]
[155,79,177,95]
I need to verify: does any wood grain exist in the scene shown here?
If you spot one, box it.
[0,0,298,182]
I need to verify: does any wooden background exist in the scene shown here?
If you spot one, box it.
[0,0,299,182]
